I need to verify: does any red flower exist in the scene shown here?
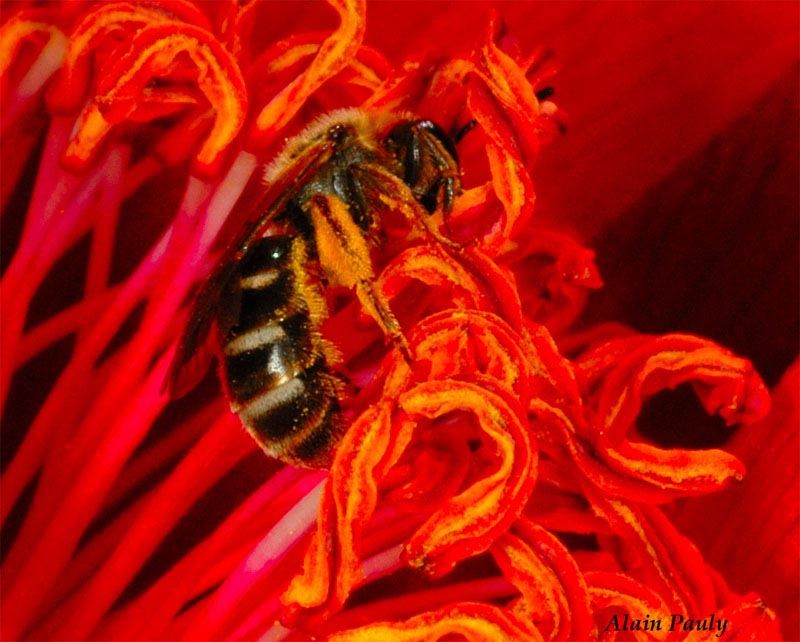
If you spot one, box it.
[1,2,797,641]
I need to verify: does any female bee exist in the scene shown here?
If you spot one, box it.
[169,109,462,468]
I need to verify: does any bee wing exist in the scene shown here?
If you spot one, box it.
[167,260,241,399]
[167,136,337,398]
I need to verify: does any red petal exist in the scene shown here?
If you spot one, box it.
[672,361,800,640]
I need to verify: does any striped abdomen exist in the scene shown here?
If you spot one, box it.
[219,234,342,468]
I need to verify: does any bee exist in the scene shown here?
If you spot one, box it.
[169,109,462,468]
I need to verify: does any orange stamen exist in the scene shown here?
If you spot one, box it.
[328,602,544,642]
[0,13,65,80]
[251,0,366,143]
[399,379,535,577]
[63,21,246,175]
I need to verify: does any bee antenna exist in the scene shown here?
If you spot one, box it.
[452,119,478,144]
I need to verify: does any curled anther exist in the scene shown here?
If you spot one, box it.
[250,0,366,145]
[63,21,246,175]
[46,2,195,114]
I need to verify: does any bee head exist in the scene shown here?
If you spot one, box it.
[383,119,462,213]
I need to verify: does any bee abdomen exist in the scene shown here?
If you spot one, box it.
[220,234,342,467]
[224,312,314,402]
[238,358,342,466]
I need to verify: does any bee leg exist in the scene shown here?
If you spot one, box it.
[421,177,453,214]
[308,194,412,363]
[343,166,372,230]
[419,185,438,213]
[403,129,422,186]
[353,164,461,251]
[357,279,412,363]
[411,120,459,168]
[442,176,457,214]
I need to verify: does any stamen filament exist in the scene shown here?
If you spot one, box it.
[0,353,172,640]
[15,286,120,365]
[96,467,323,640]
[51,412,250,640]
[182,478,325,639]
